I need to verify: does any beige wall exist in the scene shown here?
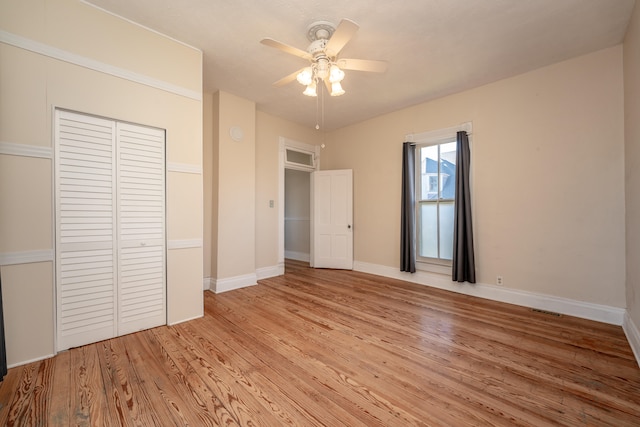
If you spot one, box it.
[0,0,203,366]
[625,4,640,332]
[323,46,626,308]
[202,105,325,278]
[211,91,256,281]
[254,111,323,270]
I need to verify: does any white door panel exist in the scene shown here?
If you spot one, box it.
[55,110,117,350]
[311,169,353,269]
[116,123,166,336]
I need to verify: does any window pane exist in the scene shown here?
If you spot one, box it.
[420,145,438,200]
[439,202,455,260]
[415,138,458,263]
[286,149,314,166]
[440,142,456,200]
[419,203,438,258]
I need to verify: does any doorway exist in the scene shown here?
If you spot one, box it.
[284,169,311,262]
[278,137,319,270]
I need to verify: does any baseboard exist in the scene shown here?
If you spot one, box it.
[284,250,310,262]
[256,263,284,280]
[203,277,212,291]
[8,353,56,369]
[168,314,204,326]
[353,261,625,326]
[210,273,257,294]
[623,312,640,367]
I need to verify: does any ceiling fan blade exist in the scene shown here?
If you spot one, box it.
[337,58,388,73]
[325,19,359,57]
[261,38,311,60]
[273,68,305,87]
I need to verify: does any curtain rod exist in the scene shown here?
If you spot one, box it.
[405,122,472,143]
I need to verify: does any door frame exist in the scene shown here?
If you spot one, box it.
[278,137,320,271]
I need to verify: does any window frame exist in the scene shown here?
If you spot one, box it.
[415,137,457,268]
[406,122,472,274]
[284,147,316,172]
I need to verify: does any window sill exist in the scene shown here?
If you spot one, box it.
[416,260,451,276]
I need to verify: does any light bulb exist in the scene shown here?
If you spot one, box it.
[329,64,345,83]
[296,67,313,86]
[330,81,345,96]
[303,81,317,97]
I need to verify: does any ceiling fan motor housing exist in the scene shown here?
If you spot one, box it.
[308,39,329,57]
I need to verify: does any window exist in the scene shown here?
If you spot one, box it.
[416,139,457,263]
[285,148,315,170]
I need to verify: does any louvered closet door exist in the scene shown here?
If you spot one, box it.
[116,123,166,335]
[55,110,117,350]
[55,110,166,351]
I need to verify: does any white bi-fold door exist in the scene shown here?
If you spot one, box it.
[55,109,166,351]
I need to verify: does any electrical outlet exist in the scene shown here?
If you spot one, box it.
[269,200,274,208]
[496,276,503,286]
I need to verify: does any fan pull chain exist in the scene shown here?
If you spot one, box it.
[315,83,320,130]
[321,83,325,130]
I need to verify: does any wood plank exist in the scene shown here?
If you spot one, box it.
[68,344,112,427]
[0,365,22,426]
[150,326,241,426]
[175,316,363,426]
[259,275,639,422]
[101,336,165,426]
[4,363,39,426]
[163,322,296,426]
[214,283,535,426]
[0,260,638,426]
[94,339,134,427]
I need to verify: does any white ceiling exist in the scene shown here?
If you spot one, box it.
[84,0,635,131]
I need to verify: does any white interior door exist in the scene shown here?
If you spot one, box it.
[311,169,353,269]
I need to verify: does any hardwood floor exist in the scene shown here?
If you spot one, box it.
[2,259,639,426]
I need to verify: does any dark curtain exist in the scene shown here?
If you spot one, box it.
[400,142,416,273]
[0,272,6,381]
[452,131,476,283]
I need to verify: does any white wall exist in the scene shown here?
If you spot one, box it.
[624,2,640,359]
[284,169,311,261]
[322,46,626,319]
[0,0,203,366]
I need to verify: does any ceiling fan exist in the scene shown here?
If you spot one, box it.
[261,19,388,97]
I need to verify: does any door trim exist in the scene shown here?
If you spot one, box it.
[278,137,320,270]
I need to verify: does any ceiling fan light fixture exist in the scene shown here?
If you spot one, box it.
[315,58,330,80]
[296,67,313,86]
[303,81,317,97]
[330,81,345,96]
[329,64,345,83]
